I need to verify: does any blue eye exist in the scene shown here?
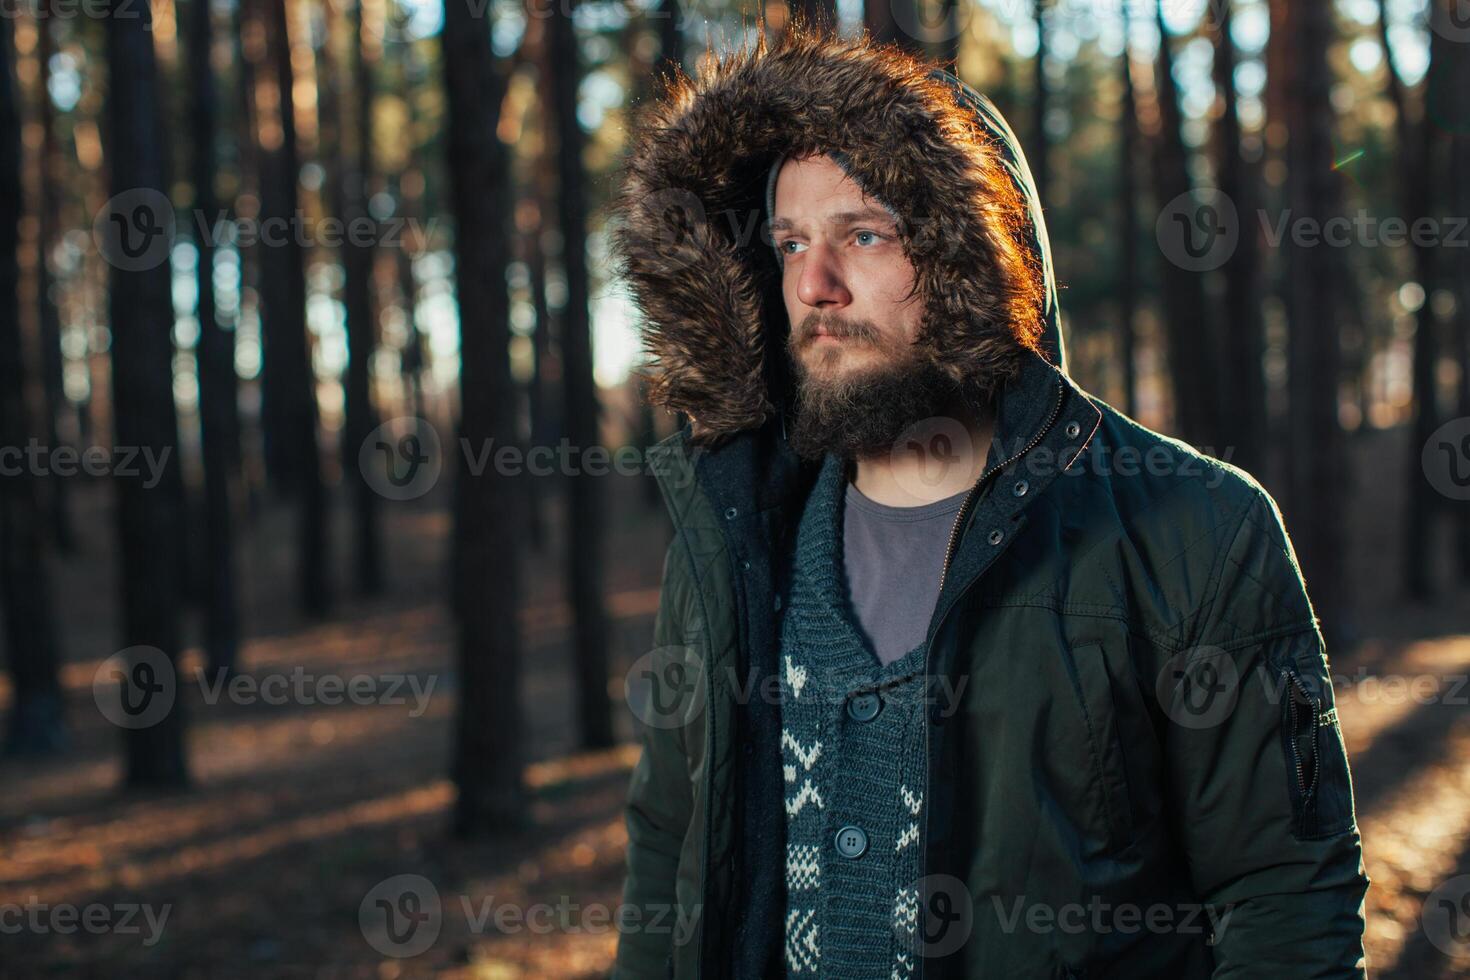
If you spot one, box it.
[780,240,807,255]
[855,230,884,246]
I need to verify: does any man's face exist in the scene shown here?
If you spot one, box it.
[770,152,955,460]
[770,152,925,383]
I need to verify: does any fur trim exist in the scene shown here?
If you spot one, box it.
[611,21,1048,444]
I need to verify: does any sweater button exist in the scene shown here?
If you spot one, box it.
[846,692,882,722]
[834,825,868,858]
[987,528,1004,545]
[1065,420,1082,439]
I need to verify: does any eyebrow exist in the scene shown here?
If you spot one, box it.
[769,208,897,235]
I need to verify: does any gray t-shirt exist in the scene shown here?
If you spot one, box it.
[841,478,971,666]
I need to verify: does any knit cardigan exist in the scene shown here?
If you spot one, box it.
[779,452,933,978]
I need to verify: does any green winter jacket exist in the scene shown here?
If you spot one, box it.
[609,26,1369,980]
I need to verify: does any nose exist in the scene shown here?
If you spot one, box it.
[794,242,851,309]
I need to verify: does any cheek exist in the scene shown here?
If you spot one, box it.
[856,254,918,305]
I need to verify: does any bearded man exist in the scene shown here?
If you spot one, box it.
[609,22,1368,980]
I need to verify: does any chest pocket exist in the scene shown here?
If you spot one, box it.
[1060,641,1136,852]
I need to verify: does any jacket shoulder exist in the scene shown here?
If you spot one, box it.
[1065,393,1316,648]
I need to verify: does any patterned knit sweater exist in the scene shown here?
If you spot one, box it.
[780,452,932,978]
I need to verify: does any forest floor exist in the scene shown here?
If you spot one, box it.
[1,422,1468,978]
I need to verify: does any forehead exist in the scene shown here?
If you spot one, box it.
[769,154,896,232]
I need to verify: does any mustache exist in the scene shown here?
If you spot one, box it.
[792,312,880,346]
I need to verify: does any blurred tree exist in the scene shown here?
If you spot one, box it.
[235,0,262,517]
[1150,1,1219,445]
[189,0,242,678]
[525,10,556,550]
[1380,0,1441,599]
[1211,0,1265,477]
[1283,0,1347,638]
[865,0,909,50]
[35,6,73,554]
[390,20,427,431]
[1032,0,1049,208]
[0,14,65,756]
[1451,2,1470,583]
[249,0,330,615]
[442,0,526,833]
[104,0,190,786]
[339,0,384,596]
[789,0,837,38]
[549,0,614,749]
[1116,3,1138,418]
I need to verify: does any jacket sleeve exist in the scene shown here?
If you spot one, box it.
[1163,487,1369,978]
[613,541,697,980]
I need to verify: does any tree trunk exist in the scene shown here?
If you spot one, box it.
[441,0,526,835]
[190,0,241,679]
[1451,1,1470,582]
[390,24,426,425]
[1212,0,1266,477]
[339,0,383,595]
[0,14,65,757]
[251,0,330,615]
[104,0,190,787]
[1032,0,1049,209]
[35,6,73,554]
[1378,0,1440,599]
[1282,0,1347,641]
[865,0,905,48]
[549,0,614,750]
[1150,0,1219,445]
[789,0,837,36]
[1117,3,1138,418]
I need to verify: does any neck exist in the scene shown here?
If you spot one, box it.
[848,393,995,507]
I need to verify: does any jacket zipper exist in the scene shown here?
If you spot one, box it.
[936,380,1064,596]
[918,379,1063,979]
[1284,670,1318,802]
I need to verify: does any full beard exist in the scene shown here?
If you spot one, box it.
[785,334,963,462]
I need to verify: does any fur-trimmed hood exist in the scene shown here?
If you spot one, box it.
[612,22,1067,444]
